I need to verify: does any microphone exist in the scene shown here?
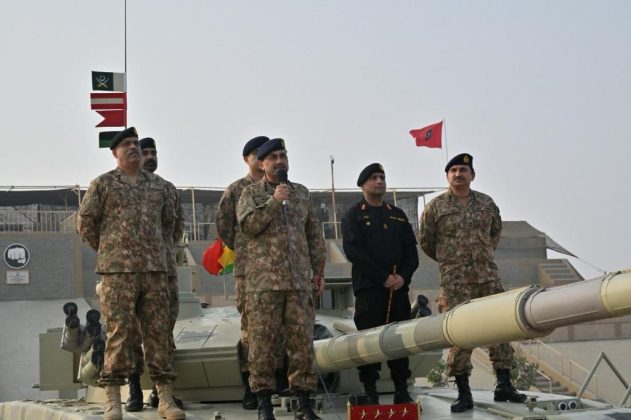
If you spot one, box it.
[276,168,289,213]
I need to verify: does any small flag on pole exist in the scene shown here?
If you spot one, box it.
[201,238,235,275]
[96,109,127,127]
[91,92,127,110]
[98,131,119,148]
[409,121,443,149]
[92,71,126,92]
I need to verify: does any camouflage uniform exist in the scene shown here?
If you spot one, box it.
[129,180,184,375]
[237,178,326,393]
[216,175,256,371]
[419,189,515,377]
[78,168,177,386]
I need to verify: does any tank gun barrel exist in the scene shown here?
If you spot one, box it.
[315,269,631,373]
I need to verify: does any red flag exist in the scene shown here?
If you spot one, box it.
[409,121,443,148]
[90,92,127,110]
[95,109,126,127]
[202,238,224,275]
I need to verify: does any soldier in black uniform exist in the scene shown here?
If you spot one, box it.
[342,163,419,405]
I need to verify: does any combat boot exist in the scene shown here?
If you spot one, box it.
[241,371,258,410]
[392,381,414,404]
[257,390,276,420]
[451,374,474,413]
[150,384,184,409]
[294,390,321,420]
[494,368,527,403]
[149,385,159,407]
[104,385,122,420]
[156,382,186,420]
[362,382,379,405]
[125,373,143,412]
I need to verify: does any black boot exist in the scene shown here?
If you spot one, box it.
[125,373,144,412]
[393,381,414,404]
[451,374,474,413]
[494,368,527,403]
[257,390,276,420]
[294,390,321,420]
[149,385,159,408]
[362,382,379,405]
[241,371,258,410]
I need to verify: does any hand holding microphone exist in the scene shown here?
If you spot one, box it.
[275,168,290,213]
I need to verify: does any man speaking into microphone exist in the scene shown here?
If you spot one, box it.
[237,138,326,420]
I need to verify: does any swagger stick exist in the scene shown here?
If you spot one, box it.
[385,265,397,324]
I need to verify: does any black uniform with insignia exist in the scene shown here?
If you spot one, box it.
[341,196,419,387]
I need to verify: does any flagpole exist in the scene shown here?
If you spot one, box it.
[124,0,127,129]
[443,118,449,161]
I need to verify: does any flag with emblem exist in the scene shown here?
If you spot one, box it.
[348,402,421,420]
[409,121,443,149]
[201,238,235,275]
[92,71,126,92]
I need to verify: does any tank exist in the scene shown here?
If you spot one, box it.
[12,240,631,419]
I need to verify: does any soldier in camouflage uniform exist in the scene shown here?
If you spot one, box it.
[418,153,526,413]
[123,137,185,412]
[237,138,326,420]
[216,135,269,410]
[78,127,185,420]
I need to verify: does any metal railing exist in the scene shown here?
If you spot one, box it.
[524,339,565,375]
[577,352,629,407]
[519,339,600,396]
[536,368,553,393]
[0,210,77,233]
[570,359,599,396]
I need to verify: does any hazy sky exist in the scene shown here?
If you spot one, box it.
[1,0,629,277]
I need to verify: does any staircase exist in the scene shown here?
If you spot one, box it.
[533,372,575,396]
[538,259,583,287]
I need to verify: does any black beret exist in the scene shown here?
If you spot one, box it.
[357,163,385,187]
[445,153,474,172]
[242,136,269,156]
[257,138,286,160]
[139,137,156,150]
[110,127,139,150]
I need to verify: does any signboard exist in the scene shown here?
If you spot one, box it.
[6,270,29,285]
[4,243,30,269]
